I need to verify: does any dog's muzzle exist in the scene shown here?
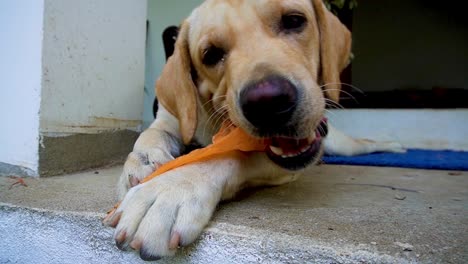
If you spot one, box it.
[239,75,327,170]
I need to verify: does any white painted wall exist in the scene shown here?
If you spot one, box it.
[0,0,44,175]
[0,0,147,176]
[327,109,468,151]
[143,0,203,128]
[40,0,147,134]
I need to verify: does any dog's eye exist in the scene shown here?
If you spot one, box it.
[202,46,225,66]
[281,13,307,33]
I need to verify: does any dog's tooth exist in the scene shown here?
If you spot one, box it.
[307,136,316,144]
[299,145,310,154]
[270,146,284,156]
[283,152,299,158]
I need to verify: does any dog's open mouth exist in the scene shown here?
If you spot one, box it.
[266,118,328,170]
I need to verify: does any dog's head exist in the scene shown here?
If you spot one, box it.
[156,0,351,170]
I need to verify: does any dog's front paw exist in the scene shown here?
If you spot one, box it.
[118,148,174,199]
[106,167,220,260]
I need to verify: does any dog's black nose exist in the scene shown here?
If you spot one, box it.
[240,75,298,132]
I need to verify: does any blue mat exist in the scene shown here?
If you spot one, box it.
[322,149,468,171]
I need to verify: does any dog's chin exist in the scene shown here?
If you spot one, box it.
[264,118,328,171]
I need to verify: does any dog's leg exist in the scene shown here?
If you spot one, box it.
[118,106,185,199]
[323,124,406,156]
[106,153,285,260]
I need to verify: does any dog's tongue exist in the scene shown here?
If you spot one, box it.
[271,137,310,150]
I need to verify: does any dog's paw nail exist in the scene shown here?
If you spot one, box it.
[103,211,121,227]
[116,240,128,251]
[140,248,162,261]
[169,232,181,250]
[102,213,113,225]
[115,231,128,250]
[110,212,122,227]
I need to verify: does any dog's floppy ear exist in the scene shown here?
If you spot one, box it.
[156,22,198,145]
[312,0,352,102]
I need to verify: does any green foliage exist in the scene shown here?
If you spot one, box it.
[324,0,358,14]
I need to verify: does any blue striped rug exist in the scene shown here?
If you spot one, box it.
[323,149,468,171]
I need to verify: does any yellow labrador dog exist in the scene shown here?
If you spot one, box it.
[104,0,403,260]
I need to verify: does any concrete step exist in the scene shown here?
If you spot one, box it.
[0,165,467,263]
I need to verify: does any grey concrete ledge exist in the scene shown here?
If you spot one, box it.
[0,203,407,264]
[39,130,138,177]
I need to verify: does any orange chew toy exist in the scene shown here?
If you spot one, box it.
[141,122,268,183]
[104,123,268,219]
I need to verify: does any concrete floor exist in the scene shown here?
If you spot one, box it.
[0,165,467,263]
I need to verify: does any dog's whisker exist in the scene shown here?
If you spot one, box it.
[322,88,359,104]
[203,104,229,138]
[320,81,363,103]
[294,96,344,120]
[325,104,343,110]
[211,105,229,130]
[336,90,358,102]
[324,108,338,118]
[324,109,340,125]
[209,110,228,134]
[201,99,214,109]
[213,110,228,131]
[205,108,222,129]
[295,95,345,111]
[324,98,344,110]
[319,82,364,94]
[201,95,228,109]
[206,103,228,123]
